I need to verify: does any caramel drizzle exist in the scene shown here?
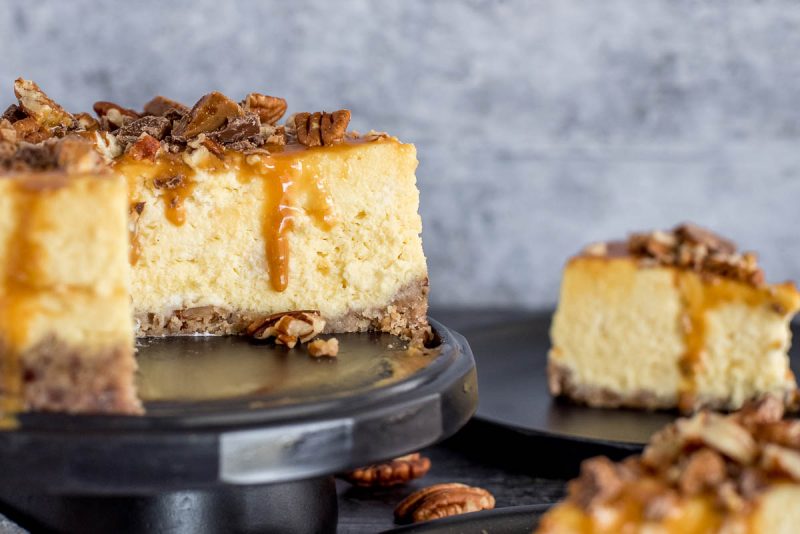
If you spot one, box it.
[0,183,42,428]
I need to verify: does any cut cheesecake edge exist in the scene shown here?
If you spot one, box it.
[549,224,800,413]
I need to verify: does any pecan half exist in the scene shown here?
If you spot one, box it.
[342,453,430,487]
[394,483,495,524]
[307,337,339,357]
[243,93,287,126]
[174,92,243,139]
[127,134,161,162]
[295,110,350,147]
[246,311,326,348]
[13,78,74,129]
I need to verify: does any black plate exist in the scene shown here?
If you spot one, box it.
[453,310,800,450]
[381,504,550,534]
[0,319,478,494]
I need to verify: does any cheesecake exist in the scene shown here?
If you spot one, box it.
[0,136,140,416]
[549,224,800,413]
[0,79,429,416]
[536,398,800,534]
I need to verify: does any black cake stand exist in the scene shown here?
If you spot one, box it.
[0,318,477,534]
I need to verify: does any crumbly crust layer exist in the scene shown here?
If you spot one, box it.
[548,360,794,412]
[4,337,142,414]
[135,277,430,341]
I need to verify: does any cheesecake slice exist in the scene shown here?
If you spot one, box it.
[549,224,800,413]
[537,399,800,534]
[0,136,140,418]
[0,79,429,416]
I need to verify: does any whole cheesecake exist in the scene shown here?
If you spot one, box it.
[549,224,800,413]
[537,398,800,534]
[0,79,429,417]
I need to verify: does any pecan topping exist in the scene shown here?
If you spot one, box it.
[760,444,800,480]
[93,101,140,129]
[74,112,100,132]
[13,78,74,129]
[127,134,161,162]
[678,449,726,495]
[243,93,287,126]
[0,119,17,144]
[295,110,350,147]
[342,453,430,487]
[394,483,495,524]
[174,91,243,139]
[143,95,189,117]
[307,337,339,357]
[622,223,765,286]
[246,311,326,348]
[13,117,51,143]
[55,136,105,174]
[200,136,226,158]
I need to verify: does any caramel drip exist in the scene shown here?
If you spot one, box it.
[241,151,336,291]
[674,272,790,412]
[0,183,43,428]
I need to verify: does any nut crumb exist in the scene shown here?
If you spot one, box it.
[308,337,339,357]
[247,311,326,349]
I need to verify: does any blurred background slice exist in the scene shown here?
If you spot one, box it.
[3,0,799,308]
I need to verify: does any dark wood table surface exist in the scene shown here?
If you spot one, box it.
[0,308,582,533]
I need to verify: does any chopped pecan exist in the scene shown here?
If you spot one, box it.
[678,449,726,495]
[266,125,286,146]
[127,134,161,162]
[55,136,105,174]
[736,396,786,428]
[582,242,608,257]
[676,412,757,464]
[143,95,189,117]
[153,175,184,189]
[342,453,430,487]
[13,116,51,143]
[568,456,624,509]
[0,119,16,143]
[13,79,74,129]
[116,116,171,145]
[394,483,495,524]
[307,337,339,357]
[243,93,287,125]
[675,223,736,254]
[760,444,800,481]
[246,311,326,348]
[74,112,100,131]
[756,420,800,448]
[200,136,226,158]
[2,103,27,123]
[94,101,140,129]
[174,91,243,138]
[209,113,260,144]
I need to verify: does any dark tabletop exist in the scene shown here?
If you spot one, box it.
[336,308,574,533]
[0,309,580,534]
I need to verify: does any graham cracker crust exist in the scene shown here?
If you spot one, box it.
[10,337,142,415]
[548,360,794,413]
[135,277,430,341]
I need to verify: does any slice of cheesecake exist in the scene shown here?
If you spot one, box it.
[549,224,800,413]
[0,79,429,416]
[0,136,140,418]
[536,399,800,534]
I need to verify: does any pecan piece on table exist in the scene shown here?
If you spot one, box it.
[307,337,339,358]
[341,453,430,487]
[394,483,495,524]
[246,311,326,349]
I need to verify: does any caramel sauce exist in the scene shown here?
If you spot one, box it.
[0,181,45,428]
[674,272,793,412]
[116,138,392,290]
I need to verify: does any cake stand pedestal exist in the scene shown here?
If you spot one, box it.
[0,318,477,533]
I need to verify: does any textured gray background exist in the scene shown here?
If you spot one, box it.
[2,0,799,308]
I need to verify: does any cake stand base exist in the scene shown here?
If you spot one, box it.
[0,477,337,534]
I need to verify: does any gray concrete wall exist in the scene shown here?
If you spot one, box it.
[3,0,799,308]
